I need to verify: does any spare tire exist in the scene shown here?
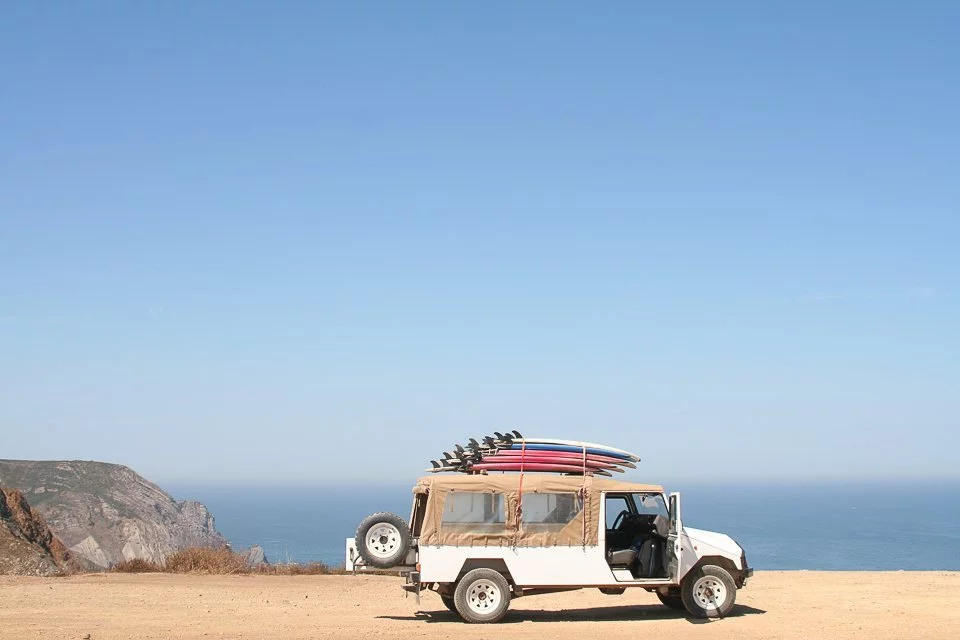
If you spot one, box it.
[355,512,412,569]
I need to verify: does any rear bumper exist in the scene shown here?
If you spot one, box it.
[401,572,422,603]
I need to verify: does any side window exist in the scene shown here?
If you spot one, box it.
[635,494,668,517]
[605,495,630,529]
[521,493,582,531]
[441,492,507,533]
[409,493,428,536]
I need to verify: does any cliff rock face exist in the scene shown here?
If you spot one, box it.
[238,544,268,567]
[0,487,72,575]
[0,460,227,569]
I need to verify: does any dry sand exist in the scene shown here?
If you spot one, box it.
[1,571,957,639]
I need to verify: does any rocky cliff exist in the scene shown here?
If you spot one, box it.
[0,460,227,568]
[0,486,73,575]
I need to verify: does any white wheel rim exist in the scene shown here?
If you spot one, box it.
[366,523,401,559]
[692,576,727,611]
[466,579,502,615]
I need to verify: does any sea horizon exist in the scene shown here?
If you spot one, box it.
[167,479,960,572]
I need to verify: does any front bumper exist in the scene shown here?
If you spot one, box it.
[740,550,753,586]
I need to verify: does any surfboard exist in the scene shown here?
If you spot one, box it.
[513,438,640,461]
[485,454,624,472]
[487,450,635,469]
[505,443,639,462]
[471,461,613,476]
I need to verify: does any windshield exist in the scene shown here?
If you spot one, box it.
[633,493,668,517]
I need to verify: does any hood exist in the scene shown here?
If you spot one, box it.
[683,527,743,557]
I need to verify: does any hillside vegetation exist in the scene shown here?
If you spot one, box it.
[112,546,344,575]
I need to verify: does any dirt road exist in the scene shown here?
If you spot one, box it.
[2,571,956,639]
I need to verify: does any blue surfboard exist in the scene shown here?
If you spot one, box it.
[506,443,638,462]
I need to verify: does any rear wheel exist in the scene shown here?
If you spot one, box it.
[656,588,686,610]
[440,594,457,612]
[454,568,511,623]
[681,565,737,618]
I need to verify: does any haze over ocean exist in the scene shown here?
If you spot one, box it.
[170,481,960,571]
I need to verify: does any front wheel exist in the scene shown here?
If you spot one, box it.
[454,568,511,623]
[681,564,737,618]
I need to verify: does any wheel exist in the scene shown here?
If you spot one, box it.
[599,587,626,595]
[453,568,511,623]
[354,512,411,569]
[681,564,737,618]
[656,587,686,610]
[440,594,457,612]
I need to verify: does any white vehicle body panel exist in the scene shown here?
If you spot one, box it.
[679,527,744,576]
[419,545,615,585]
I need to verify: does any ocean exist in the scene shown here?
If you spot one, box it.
[168,481,960,571]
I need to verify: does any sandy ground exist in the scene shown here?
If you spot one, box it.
[1,571,957,640]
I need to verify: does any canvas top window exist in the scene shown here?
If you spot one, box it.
[441,492,507,533]
[521,493,582,531]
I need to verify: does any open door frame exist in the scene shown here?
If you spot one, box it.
[667,492,683,582]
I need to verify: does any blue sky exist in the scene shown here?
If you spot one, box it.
[2,2,957,484]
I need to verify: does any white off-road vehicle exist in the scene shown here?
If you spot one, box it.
[348,474,752,623]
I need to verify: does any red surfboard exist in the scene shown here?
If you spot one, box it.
[471,462,614,475]
[486,450,635,468]
[482,452,624,472]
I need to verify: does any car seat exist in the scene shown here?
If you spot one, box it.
[606,547,639,566]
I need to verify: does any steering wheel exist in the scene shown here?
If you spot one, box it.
[611,509,630,531]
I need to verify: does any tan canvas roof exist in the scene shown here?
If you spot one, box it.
[415,473,664,548]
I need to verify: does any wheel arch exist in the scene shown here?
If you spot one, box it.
[685,555,745,587]
[456,558,515,586]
